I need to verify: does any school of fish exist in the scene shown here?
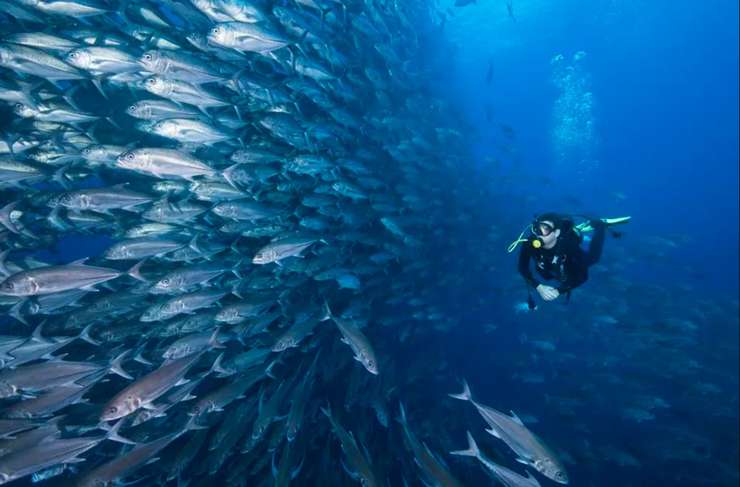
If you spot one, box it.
[0,1,737,486]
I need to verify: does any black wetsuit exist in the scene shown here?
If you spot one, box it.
[518,220,606,296]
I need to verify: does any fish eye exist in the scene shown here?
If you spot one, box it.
[128,105,136,111]
[211,27,220,35]
[126,153,135,160]
[144,53,152,61]
[146,78,156,85]
[107,406,117,414]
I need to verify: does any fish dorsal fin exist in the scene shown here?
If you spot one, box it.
[510,410,524,425]
[69,257,89,266]
[31,321,49,343]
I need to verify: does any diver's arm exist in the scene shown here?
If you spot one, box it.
[518,244,539,288]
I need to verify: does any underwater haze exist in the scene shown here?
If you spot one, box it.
[0,0,737,487]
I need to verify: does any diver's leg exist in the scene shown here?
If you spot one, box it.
[585,221,606,266]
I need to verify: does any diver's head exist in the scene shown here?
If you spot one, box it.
[532,213,562,249]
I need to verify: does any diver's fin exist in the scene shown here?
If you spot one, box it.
[601,216,631,226]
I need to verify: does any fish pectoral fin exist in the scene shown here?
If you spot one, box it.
[340,457,359,480]
[485,427,501,439]
[515,457,530,466]
[291,456,304,480]
[66,457,88,464]
[509,410,524,425]
[141,402,160,411]
[174,378,191,387]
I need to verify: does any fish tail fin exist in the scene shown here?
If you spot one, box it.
[103,419,135,445]
[0,200,21,234]
[30,321,48,342]
[208,352,232,377]
[208,327,225,350]
[188,233,201,253]
[450,431,480,459]
[126,259,147,282]
[448,379,472,401]
[265,356,283,379]
[51,165,71,189]
[8,299,28,326]
[133,344,153,366]
[182,414,207,435]
[321,300,333,321]
[79,323,101,346]
[0,249,11,278]
[222,163,241,190]
[109,350,133,380]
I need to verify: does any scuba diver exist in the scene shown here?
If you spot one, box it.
[508,214,631,309]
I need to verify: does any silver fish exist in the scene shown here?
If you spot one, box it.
[449,380,568,484]
[252,236,320,264]
[451,431,542,487]
[0,260,143,296]
[207,22,290,53]
[116,148,216,180]
[101,351,210,421]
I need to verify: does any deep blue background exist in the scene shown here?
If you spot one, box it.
[428,2,738,485]
[440,0,738,294]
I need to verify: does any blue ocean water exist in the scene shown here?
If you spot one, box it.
[0,1,736,486]
[434,1,740,485]
[442,0,739,292]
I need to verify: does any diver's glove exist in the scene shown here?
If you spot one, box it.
[536,284,560,301]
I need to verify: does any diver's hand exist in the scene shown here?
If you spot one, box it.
[536,284,560,301]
